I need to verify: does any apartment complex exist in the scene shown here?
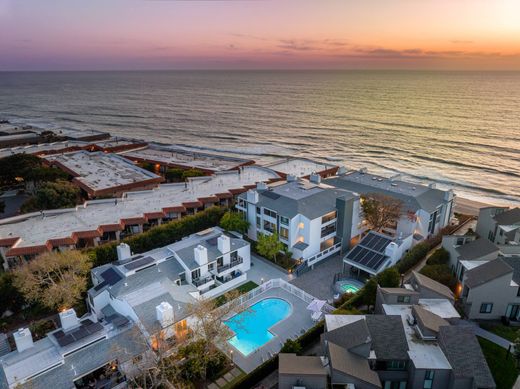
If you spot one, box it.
[0,227,251,388]
[45,151,164,198]
[236,175,361,264]
[0,166,280,269]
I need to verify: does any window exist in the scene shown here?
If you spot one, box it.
[256,206,261,215]
[208,262,215,271]
[280,226,289,240]
[517,287,520,297]
[423,370,434,389]
[480,303,493,314]
[263,208,277,218]
[384,382,407,389]
[256,216,261,228]
[280,216,289,226]
[263,220,276,233]
[217,256,223,266]
[322,211,337,224]
[397,295,411,303]
[387,360,406,370]
[456,237,465,246]
[191,268,200,280]
[321,223,336,238]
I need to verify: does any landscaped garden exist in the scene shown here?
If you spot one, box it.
[478,337,519,389]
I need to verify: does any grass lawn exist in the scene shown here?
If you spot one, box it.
[480,323,520,342]
[478,337,519,389]
[215,281,259,306]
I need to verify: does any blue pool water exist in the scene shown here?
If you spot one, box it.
[225,298,291,356]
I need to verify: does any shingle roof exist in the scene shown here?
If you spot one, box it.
[493,207,520,225]
[278,353,327,376]
[412,271,454,300]
[500,256,520,284]
[412,305,449,334]
[365,315,409,360]
[438,326,495,389]
[464,258,513,289]
[328,342,382,388]
[455,238,499,261]
[323,317,371,352]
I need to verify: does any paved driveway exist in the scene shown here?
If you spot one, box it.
[289,254,344,301]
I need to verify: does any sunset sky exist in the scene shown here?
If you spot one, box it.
[1,0,520,71]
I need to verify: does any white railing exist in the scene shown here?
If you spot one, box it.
[306,241,342,267]
[220,278,335,315]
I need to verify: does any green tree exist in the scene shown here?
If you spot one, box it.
[0,272,26,315]
[420,264,458,292]
[377,267,401,287]
[426,247,450,266]
[164,168,185,182]
[0,154,40,186]
[219,211,249,233]
[256,233,284,263]
[182,168,205,180]
[513,333,520,365]
[281,338,302,354]
[21,179,79,212]
[13,250,92,310]
[0,200,4,214]
[361,193,403,232]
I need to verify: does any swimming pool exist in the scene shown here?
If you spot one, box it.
[335,279,364,295]
[224,298,291,356]
[341,283,360,293]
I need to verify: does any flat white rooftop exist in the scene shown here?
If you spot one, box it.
[264,158,337,178]
[0,140,90,158]
[0,166,280,249]
[382,304,452,370]
[120,144,252,172]
[324,314,365,332]
[45,151,162,193]
[417,299,460,319]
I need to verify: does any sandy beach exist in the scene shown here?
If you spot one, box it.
[454,196,494,216]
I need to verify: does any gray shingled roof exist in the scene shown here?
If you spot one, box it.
[323,318,371,352]
[493,207,520,225]
[412,271,454,300]
[325,172,449,213]
[438,326,495,389]
[455,238,499,261]
[278,353,327,376]
[464,258,513,289]
[500,256,520,284]
[240,180,355,220]
[328,342,382,388]
[365,315,409,360]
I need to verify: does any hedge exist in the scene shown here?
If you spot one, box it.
[87,206,227,267]
[396,242,430,274]
[426,248,450,266]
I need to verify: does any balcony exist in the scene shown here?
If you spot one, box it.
[217,256,244,273]
[192,276,214,287]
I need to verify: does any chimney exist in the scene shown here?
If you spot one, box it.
[287,174,297,182]
[156,302,174,328]
[117,243,131,261]
[246,189,259,204]
[400,273,405,288]
[59,308,80,331]
[256,182,268,191]
[309,173,321,184]
[194,245,208,266]
[337,166,347,175]
[14,328,33,353]
[218,234,231,254]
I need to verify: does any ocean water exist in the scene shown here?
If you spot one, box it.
[0,70,519,205]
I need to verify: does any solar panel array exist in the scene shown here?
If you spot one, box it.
[54,320,104,348]
[100,268,122,285]
[345,232,392,272]
[263,191,281,200]
[124,256,155,271]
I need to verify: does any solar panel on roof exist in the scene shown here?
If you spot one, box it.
[56,334,75,347]
[94,280,108,291]
[100,268,122,285]
[72,327,89,341]
[124,256,155,270]
[85,321,103,334]
[263,191,281,200]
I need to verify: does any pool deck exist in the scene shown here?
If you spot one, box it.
[221,287,317,373]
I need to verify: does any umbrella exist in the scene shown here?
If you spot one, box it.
[306,299,326,313]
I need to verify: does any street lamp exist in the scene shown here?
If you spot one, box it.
[230,349,234,367]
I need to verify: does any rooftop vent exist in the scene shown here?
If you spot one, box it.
[359,167,368,174]
[194,244,208,266]
[218,234,231,254]
[117,243,131,262]
[337,166,347,176]
[257,182,268,191]
[156,301,174,328]
[59,308,80,331]
[309,172,321,184]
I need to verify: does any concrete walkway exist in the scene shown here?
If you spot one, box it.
[454,320,513,349]
[247,253,290,285]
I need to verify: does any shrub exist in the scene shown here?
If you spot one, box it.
[219,211,249,234]
[396,242,430,274]
[280,339,302,354]
[420,264,458,292]
[88,206,226,267]
[426,248,450,266]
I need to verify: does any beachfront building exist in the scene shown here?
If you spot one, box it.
[119,144,254,175]
[236,175,361,265]
[0,308,150,389]
[326,169,455,243]
[263,157,338,179]
[45,151,164,198]
[476,207,520,255]
[88,227,251,343]
[0,166,280,269]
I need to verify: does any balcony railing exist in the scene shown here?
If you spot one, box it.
[192,276,213,287]
[217,256,244,273]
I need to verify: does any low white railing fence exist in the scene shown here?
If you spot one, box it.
[306,241,342,267]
